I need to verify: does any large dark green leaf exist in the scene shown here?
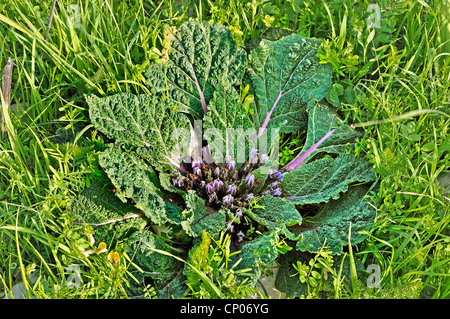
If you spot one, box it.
[203,86,254,164]
[145,21,247,117]
[281,153,375,205]
[247,34,332,139]
[295,185,377,254]
[99,147,168,225]
[180,190,226,237]
[284,103,363,171]
[69,182,147,243]
[87,93,191,171]
[248,195,302,237]
[126,230,187,298]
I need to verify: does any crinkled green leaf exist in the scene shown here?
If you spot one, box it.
[236,234,279,285]
[99,146,168,225]
[69,182,147,243]
[248,195,302,236]
[203,86,254,163]
[295,185,377,254]
[284,103,363,170]
[126,230,186,297]
[274,251,308,298]
[87,93,191,171]
[180,190,226,237]
[240,233,279,267]
[281,153,375,205]
[145,21,247,117]
[247,34,332,139]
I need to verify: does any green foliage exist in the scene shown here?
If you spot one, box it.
[126,230,186,299]
[185,231,257,298]
[181,191,226,238]
[69,182,147,244]
[78,18,377,296]
[246,33,332,136]
[281,153,375,205]
[296,185,377,254]
[1,0,447,300]
[248,195,302,237]
[145,21,247,117]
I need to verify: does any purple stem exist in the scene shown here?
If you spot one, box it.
[250,92,283,141]
[283,129,335,172]
[162,155,188,173]
[284,192,322,200]
[194,77,208,113]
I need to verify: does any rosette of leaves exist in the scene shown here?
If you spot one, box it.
[73,20,378,298]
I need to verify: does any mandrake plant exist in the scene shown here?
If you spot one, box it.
[71,20,377,298]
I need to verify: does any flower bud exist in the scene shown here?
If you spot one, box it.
[275,171,284,180]
[245,193,254,202]
[205,182,215,193]
[222,194,234,207]
[235,208,243,219]
[192,157,203,169]
[213,178,223,190]
[193,167,202,177]
[226,184,237,195]
[249,148,258,163]
[245,174,255,187]
[226,221,234,233]
[172,177,184,187]
[214,167,221,177]
[236,230,245,243]
[259,154,269,164]
[227,160,236,171]
[272,188,282,196]
[269,181,279,189]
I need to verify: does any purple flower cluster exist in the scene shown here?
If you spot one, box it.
[171,148,285,241]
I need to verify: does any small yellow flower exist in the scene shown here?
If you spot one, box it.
[108,252,120,268]
[263,15,275,27]
[82,242,108,257]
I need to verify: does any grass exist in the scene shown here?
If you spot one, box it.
[0,0,449,299]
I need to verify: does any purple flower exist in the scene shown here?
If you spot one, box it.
[260,154,269,164]
[236,230,245,243]
[269,181,279,189]
[245,174,255,187]
[235,208,243,219]
[226,221,234,233]
[272,188,282,196]
[213,178,223,190]
[223,194,234,206]
[172,177,184,187]
[245,193,254,202]
[214,167,221,177]
[262,190,271,196]
[192,158,203,169]
[268,169,275,179]
[205,182,215,193]
[275,171,284,180]
[227,160,236,171]
[193,167,202,177]
[227,184,237,195]
[249,148,258,163]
